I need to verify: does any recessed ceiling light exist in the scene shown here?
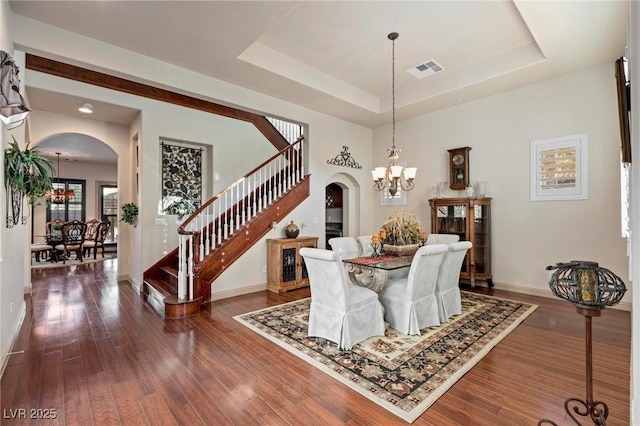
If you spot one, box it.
[78,103,93,114]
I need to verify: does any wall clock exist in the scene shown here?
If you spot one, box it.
[447,147,471,190]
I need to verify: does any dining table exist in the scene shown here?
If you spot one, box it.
[342,254,413,292]
[44,234,64,262]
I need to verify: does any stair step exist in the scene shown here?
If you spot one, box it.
[144,277,176,297]
[160,265,178,278]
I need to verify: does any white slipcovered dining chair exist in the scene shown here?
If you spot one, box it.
[426,233,460,245]
[300,247,386,350]
[357,235,374,256]
[436,241,473,323]
[328,236,362,259]
[378,244,448,335]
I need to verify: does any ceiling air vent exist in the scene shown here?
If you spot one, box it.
[407,59,444,79]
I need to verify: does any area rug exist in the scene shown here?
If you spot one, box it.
[31,253,117,269]
[234,291,537,423]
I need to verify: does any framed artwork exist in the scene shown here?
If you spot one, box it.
[161,141,203,209]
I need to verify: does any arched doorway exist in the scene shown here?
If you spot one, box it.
[31,133,119,253]
[325,173,361,247]
[325,183,343,246]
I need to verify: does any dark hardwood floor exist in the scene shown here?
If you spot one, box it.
[1,259,630,425]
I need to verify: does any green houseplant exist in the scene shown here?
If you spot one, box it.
[121,202,139,226]
[4,136,54,205]
[4,136,54,226]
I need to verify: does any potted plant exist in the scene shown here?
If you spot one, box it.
[4,136,55,225]
[120,202,139,226]
[381,207,426,256]
[4,136,54,203]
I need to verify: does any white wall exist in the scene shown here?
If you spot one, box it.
[628,2,639,423]
[373,64,631,306]
[0,0,28,375]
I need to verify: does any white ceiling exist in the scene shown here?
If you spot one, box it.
[9,0,629,158]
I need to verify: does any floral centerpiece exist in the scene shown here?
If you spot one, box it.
[162,197,197,220]
[380,207,426,256]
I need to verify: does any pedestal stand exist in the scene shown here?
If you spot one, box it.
[538,305,608,426]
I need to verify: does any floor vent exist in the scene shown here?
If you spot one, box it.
[407,59,444,79]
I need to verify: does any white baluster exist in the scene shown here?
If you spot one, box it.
[224,193,228,240]
[187,236,194,300]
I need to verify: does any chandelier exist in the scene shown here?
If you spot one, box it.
[45,152,75,204]
[372,32,417,197]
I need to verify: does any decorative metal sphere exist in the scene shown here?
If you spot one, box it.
[546,260,626,308]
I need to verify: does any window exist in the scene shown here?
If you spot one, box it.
[47,179,86,221]
[100,183,118,242]
[531,134,588,201]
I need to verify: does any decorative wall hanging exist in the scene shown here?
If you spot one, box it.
[0,50,31,129]
[161,141,203,211]
[327,145,362,169]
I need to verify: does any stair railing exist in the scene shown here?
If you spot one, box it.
[267,116,304,143]
[175,137,305,300]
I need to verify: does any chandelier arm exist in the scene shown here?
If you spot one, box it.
[373,180,386,191]
[399,179,415,192]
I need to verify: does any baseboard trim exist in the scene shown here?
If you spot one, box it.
[211,283,267,302]
[0,301,26,378]
[493,282,631,312]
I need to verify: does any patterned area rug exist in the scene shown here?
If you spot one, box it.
[31,252,117,269]
[234,291,537,423]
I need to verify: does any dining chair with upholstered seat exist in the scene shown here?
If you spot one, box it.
[31,240,51,262]
[435,241,472,323]
[83,220,111,259]
[300,247,386,350]
[378,244,448,335]
[328,236,362,260]
[426,233,460,245]
[84,218,100,241]
[357,235,375,257]
[54,220,88,264]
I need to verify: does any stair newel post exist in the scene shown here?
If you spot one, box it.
[177,235,187,299]
[189,233,199,300]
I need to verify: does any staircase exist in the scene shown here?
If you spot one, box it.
[142,136,309,318]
